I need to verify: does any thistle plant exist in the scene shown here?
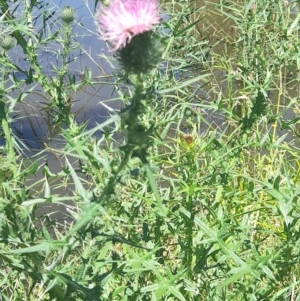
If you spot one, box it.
[0,32,17,177]
[52,5,78,123]
[95,0,165,213]
[0,0,300,300]
[0,2,96,299]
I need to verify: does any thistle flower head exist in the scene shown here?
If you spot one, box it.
[0,35,14,51]
[96,0,160,51]
[60,6,76,24]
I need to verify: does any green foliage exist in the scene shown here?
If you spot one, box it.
[0,0,299,300]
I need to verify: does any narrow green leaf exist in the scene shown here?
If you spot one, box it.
[66,157,90,202]
[168,286,186,301]
[143,163,167,216]
[156,73,210,94]
[65,204,100,239]
[6,242,51,254]
[218,265,252,289]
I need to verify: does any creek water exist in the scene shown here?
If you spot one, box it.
[12,0,112,150]
[3,0,300,224]
[5,0,115,224]
[10,0,299,157]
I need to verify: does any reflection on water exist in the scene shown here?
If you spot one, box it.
[8,0,115,151]
[0,0,117,220]
[2,0,300,221]
[5,0,300,150]
[190,0,300,140]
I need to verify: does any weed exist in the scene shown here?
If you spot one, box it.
[0,0,299,300]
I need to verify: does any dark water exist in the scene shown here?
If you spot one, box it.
[3,0,299,223]
[7,0,116,152]
[1,0,118,222]
[5,0,300,152]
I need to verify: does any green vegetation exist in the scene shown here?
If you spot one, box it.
[0,0,299,300]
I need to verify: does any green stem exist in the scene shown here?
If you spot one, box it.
[0,52,17,177]
[128,74,143,132]
[185,193,194,275]
[1,117,17,177]
[99,148,133,202]
[0,4,59,105]
[98,75,144,203]
[58,23,72,108]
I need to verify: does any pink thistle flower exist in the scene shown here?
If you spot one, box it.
[97,0,160,51]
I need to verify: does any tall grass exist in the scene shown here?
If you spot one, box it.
[0,0,299,300]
